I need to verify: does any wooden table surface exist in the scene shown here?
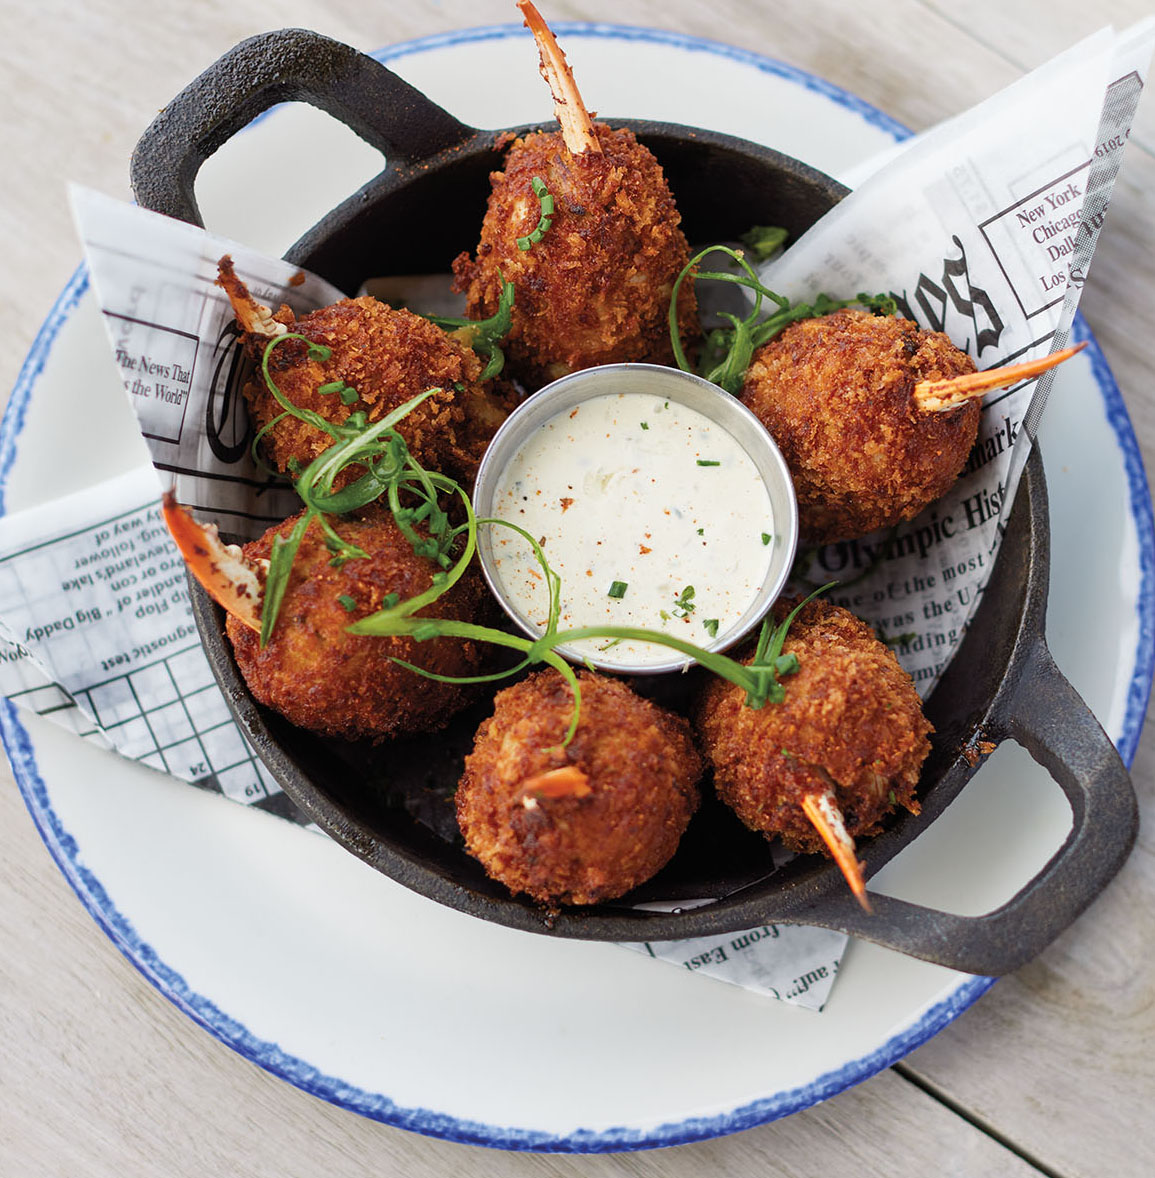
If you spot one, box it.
[2,2,1153,1174]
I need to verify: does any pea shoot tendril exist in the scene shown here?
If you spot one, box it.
[253,333,831,742]
[424,276,516,380]
[668,243,897,395]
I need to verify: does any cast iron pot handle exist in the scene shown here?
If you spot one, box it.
[798,636,1138,976]
[131,28,475,228]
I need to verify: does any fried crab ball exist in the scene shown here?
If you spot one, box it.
[741,309,981,545]
[452,124,698,388]
[451,5,697,388]
[218,257,510,487]
[694,599,931,898]
[225,509,492,742]
[457,670,703,906]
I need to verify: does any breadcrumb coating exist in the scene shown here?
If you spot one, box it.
[226,509,491,741]
[458,670,703,905]
[741,310,981,544]
[453,124,698,388]
[241,296,511,487]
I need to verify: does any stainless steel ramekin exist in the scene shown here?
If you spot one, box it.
[471,363,799,675]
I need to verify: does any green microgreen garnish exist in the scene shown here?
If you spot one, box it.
[249,336,836,747]
[745,585,832,705]
[255,332,467,646]
[703,618,719,638]
[669,244,897,395]
[739,224,789,263]
[424,275,515,380]
[516,176,555,250]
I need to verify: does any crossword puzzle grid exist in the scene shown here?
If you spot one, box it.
[8,640,282,806]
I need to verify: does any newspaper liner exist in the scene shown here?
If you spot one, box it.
[1,24,1151,1008]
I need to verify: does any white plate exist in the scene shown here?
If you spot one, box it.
[4,24,1152,1152]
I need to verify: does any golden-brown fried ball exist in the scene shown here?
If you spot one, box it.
[238,293,510,487]
[227,509,491,741]
[452,124,698,388]
[741,310,980,544]
[457,670,703,905]
[694,598,931,856]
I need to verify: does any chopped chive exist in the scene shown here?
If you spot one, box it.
[697,459,721,467]
[307,343,332,362]
[337,594,357,612]
[673,585,696,617]
[517,177,555,251]
[382,592,400,609]
[608,580,628,599]
[339,386,359,405]
[703,618,719,637]
[318,380,345,395]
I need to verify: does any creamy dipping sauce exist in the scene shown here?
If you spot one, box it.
[487,392,777,668]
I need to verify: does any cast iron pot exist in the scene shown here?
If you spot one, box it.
[132,29,1138,976]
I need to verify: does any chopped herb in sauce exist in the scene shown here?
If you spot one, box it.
[703,618,719,637]
[761,532,772,545]
[673,585,696,616]
[697,459,721,467]
[608,580,628,599]
[641,421,650,430]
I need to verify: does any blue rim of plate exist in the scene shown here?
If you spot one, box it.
[2,23,1152,1154]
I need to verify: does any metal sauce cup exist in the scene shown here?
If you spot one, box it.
[472,363,799,675]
